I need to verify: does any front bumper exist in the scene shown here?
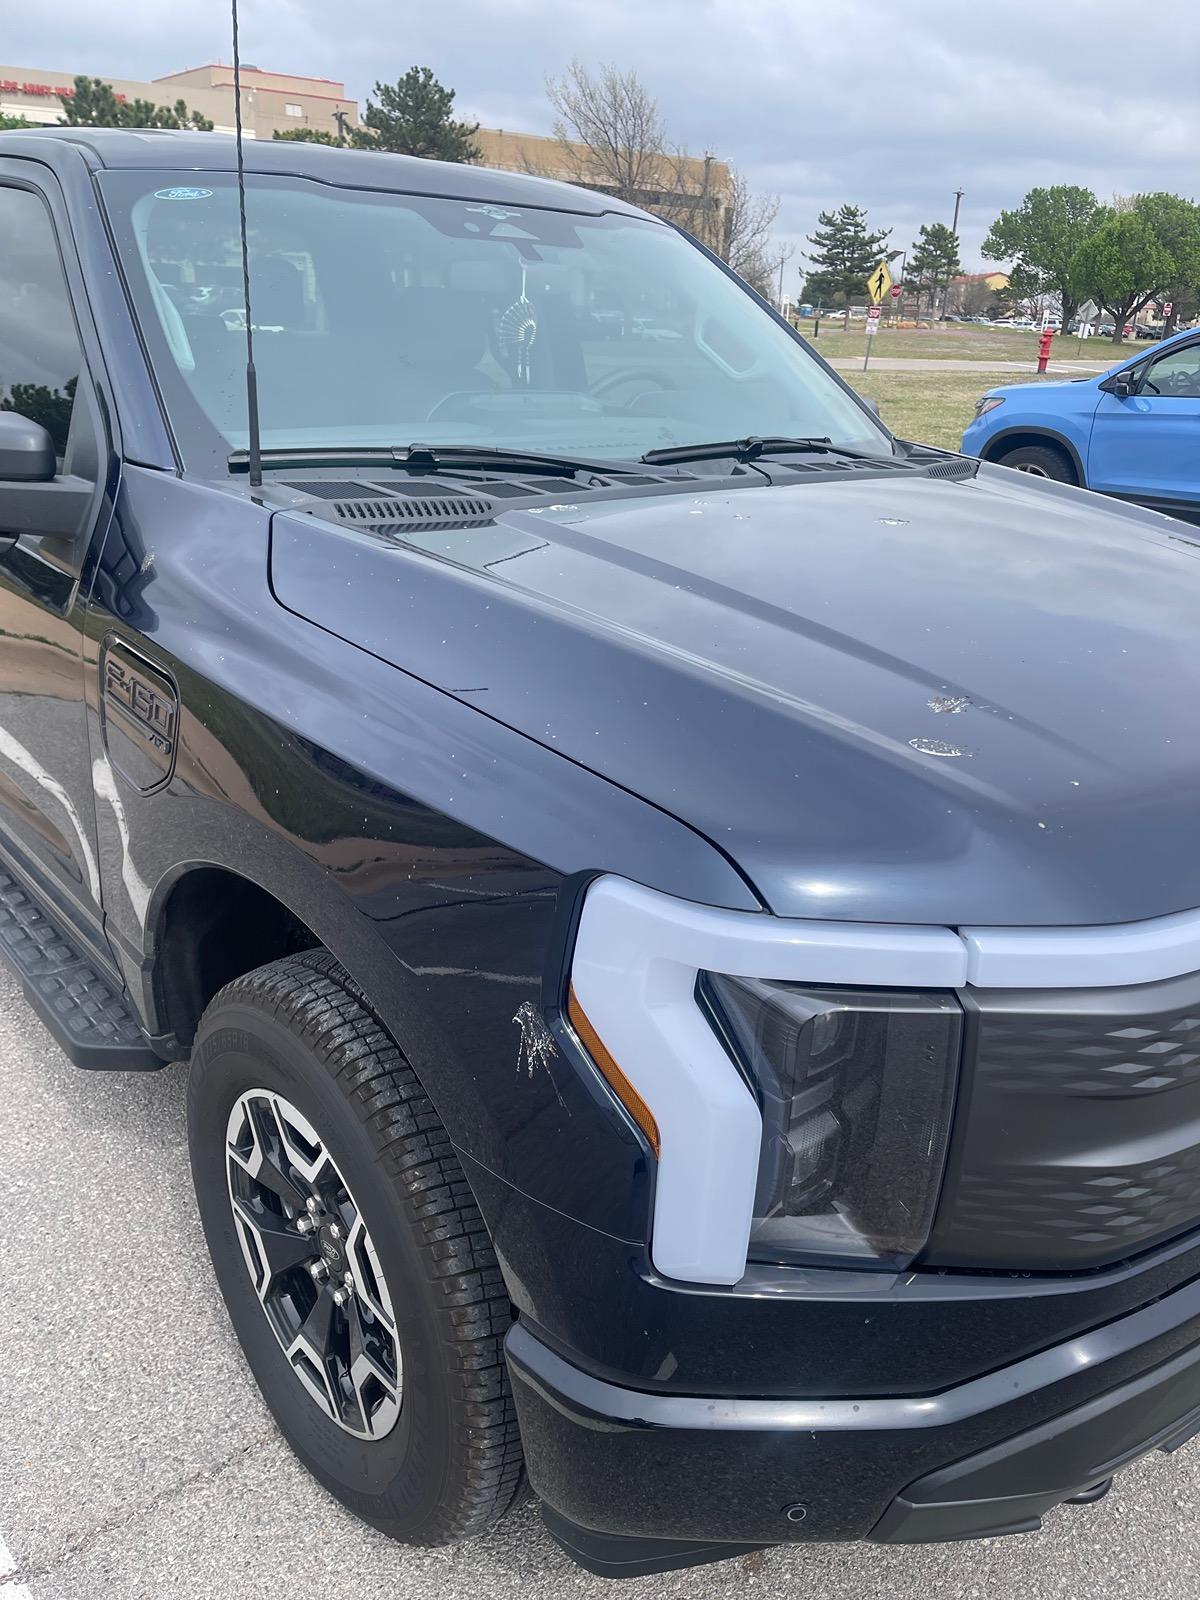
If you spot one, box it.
[506,1268,1200,1577]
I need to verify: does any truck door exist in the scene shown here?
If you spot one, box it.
[0,165,113,963]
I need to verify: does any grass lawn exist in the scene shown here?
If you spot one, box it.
[841,368,1061,452]
[795,321,1117,365]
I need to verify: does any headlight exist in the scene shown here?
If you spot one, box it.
[974,395,1005,418]
[701,976,962,1269]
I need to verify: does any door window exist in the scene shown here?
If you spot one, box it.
[0,185,82,459]
[1141,342,1200,399]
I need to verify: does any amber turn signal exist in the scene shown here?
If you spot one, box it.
[567,986,661,1157]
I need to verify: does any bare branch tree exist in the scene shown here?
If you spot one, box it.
[539,62,721,241]
[545,60,667,204]
[724,169,781,294]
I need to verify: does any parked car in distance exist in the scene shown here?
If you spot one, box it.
[13,127,1200,1580]
[962,326,1200,522]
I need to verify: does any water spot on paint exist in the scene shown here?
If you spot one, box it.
[928,694,971,715]
[909,737,967,758]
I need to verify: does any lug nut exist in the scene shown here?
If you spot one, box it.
[309,1260,329,1283]
[343,1271,354,1288]
[332,1287,350,1306]
[296,1216,315,1235]
[306,1197,319,1215]
[328,1223,342,1241]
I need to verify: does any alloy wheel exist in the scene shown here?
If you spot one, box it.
[225,1089,402,1440]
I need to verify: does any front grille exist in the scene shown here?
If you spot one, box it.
[926,969,1200,1271]
[949,1146,1200,1256]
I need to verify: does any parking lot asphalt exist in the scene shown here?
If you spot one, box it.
[2,958,1200,1600]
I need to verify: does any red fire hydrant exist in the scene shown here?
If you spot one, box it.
[1037,328,1054,373]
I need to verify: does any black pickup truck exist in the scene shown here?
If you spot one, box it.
[6,126,1200,1578]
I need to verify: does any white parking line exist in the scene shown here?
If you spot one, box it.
[0,1531,34,1599]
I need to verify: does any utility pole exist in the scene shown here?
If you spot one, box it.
[332,106,349,146]
[773,244,795,315]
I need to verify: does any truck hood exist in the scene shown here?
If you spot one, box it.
[270,465,1200,926]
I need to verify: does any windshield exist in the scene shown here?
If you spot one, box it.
[98,170,890,472]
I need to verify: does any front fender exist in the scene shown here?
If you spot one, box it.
[87,469,757,1242]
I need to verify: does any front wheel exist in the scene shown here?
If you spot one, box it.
[187,950,524,1544]
[995,442,1078,483]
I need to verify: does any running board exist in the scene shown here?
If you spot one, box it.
[0,866,162,1070]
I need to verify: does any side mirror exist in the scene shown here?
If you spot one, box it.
[0,412,56,482]
[1100,370,1138,398]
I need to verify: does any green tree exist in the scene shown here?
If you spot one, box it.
[272,127,340,145]
[355,68,479,161]
[907,222,961,318]
[983,184,1099,331]
[797,270,840,309]
[805,204,892,328]
[1132,192,1200,334]
[1070,211,1174,345]
[59,75,214,131]
[0,113,33,130]
[1,378,76,456]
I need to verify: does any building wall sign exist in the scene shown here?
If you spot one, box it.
[0,80,127,102]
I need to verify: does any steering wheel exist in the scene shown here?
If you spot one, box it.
[590,368,679,409]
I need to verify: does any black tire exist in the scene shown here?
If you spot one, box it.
[187,949,524,1545]
[995,442,1078,483]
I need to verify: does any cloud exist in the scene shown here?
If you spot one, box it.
[7,0,1198,279]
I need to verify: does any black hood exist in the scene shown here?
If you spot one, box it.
[271,464,1200,927]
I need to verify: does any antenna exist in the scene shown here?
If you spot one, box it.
[231,0,263,487]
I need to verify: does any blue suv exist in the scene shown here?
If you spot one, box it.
[962,328,1200,522]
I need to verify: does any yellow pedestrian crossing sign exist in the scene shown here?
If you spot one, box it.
[867,260,893,305]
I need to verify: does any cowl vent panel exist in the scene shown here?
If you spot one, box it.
[324,495,496,532]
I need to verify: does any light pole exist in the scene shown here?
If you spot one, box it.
[943,191,965,318]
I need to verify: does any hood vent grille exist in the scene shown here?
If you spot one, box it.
[326,495,496,532]
[285,482,496,535]
[925,457,979,481]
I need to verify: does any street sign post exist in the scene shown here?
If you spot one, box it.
[863,304,882,370]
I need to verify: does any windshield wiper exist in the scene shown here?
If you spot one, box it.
[641,435,888,466]
[228,442,648,478]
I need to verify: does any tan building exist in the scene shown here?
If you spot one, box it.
[0,63,357,141]
[474,127,732,252]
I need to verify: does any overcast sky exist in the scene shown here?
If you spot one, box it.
[8,0,1200,281]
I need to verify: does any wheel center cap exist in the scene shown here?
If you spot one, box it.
[317,1227,347,1274]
